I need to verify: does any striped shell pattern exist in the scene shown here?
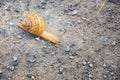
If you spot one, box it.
[21,13,45,35]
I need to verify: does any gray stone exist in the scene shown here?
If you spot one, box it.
[108,0,120,5]
[65,46,71,52]
[6,66,15,71]
[27,59,35,66]
[58,66,63,74]
[38,1,46,9]
[26,0,31,6]
[6,75,12,80]
[82,60,87,66]
[27,72,33,78]
[100,36,108,46]
[12,56,18,62]
[17,35,22,39]
[103,74,107,79]
[89,63,93,68]
[12,56,19,66]
[15,6,20,12]
[0,29,8,37]
[13,60,19,66]
[85,68,91,73]
[68,5,74,11]
[0,70,2,74]
[71,41,76,46]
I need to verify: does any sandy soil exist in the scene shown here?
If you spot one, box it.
[0,0,120,80]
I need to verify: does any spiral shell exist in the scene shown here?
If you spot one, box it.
[19,13,59,44]
[21,13,45,35]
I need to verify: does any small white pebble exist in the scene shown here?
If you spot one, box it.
[103,75,107,79]
[89,74,93,78]
[89,63,93,68]
[110,72,114,75]
[72,10,78,15]
[35,37,40,41]
[103,63,107,67]
[82,60,87,65]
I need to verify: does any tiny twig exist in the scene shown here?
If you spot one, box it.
[97,0,106,15]
[81,17,92,22]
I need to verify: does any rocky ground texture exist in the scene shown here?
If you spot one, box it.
[0,0,120,80]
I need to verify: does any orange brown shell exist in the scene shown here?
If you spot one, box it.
[20,13,45,35]
[19,13,59,44]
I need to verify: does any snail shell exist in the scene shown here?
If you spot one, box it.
[21,13,45,35]
[19,13,59,44]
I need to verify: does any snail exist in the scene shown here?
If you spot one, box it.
[18,13,59,44]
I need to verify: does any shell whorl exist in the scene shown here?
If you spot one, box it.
[21,13,45,35]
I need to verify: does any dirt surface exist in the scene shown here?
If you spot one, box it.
[0,0,120,80]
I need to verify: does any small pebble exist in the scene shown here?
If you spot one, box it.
[14,6,20,12]
[82,60,87,66]
[71,10,78,16]
[0,70,3,77]
[71,41,76,46]
[78,20,81,24]
[43,46,47,49]
[103,63,107,67]
[88,74,92,78]
[12,56,18,62]
[31,76,35,80]
[85,68,91,73]
[110,72,114,75]
[6,66,15,71]
[100,36,108,42]
[27,59,35,66]
[17,35,22,39]
[87,61,90,64]
[100,36,108,46]
[70,21,77,27]
[35,37,40,41]
[57,58,65,64]
[12,56,19,66]
[0,29,8,37]
[6,75,12,80]
[38,2,46,9]
[51,51,56,55]
[0,70,2,74]
[7,22,14,26]
[0,2,4,7]
[116,39,120,43]
[26,0,31,6]
[88,78,92,80]
[89,63,93,68]
[103,74,107,79]
[72,52,78,56]
[111,41,116,46]
[76,62,80,68]
[27,72,33,78]
[58,66,63,74]
[13,60,19,66]
[108,0,120,5]
[69,56,74,59]
[65,46,71,52]
[68,5,74,11]
[0,24,3,29]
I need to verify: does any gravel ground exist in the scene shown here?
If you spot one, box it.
[0,0,120,80]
